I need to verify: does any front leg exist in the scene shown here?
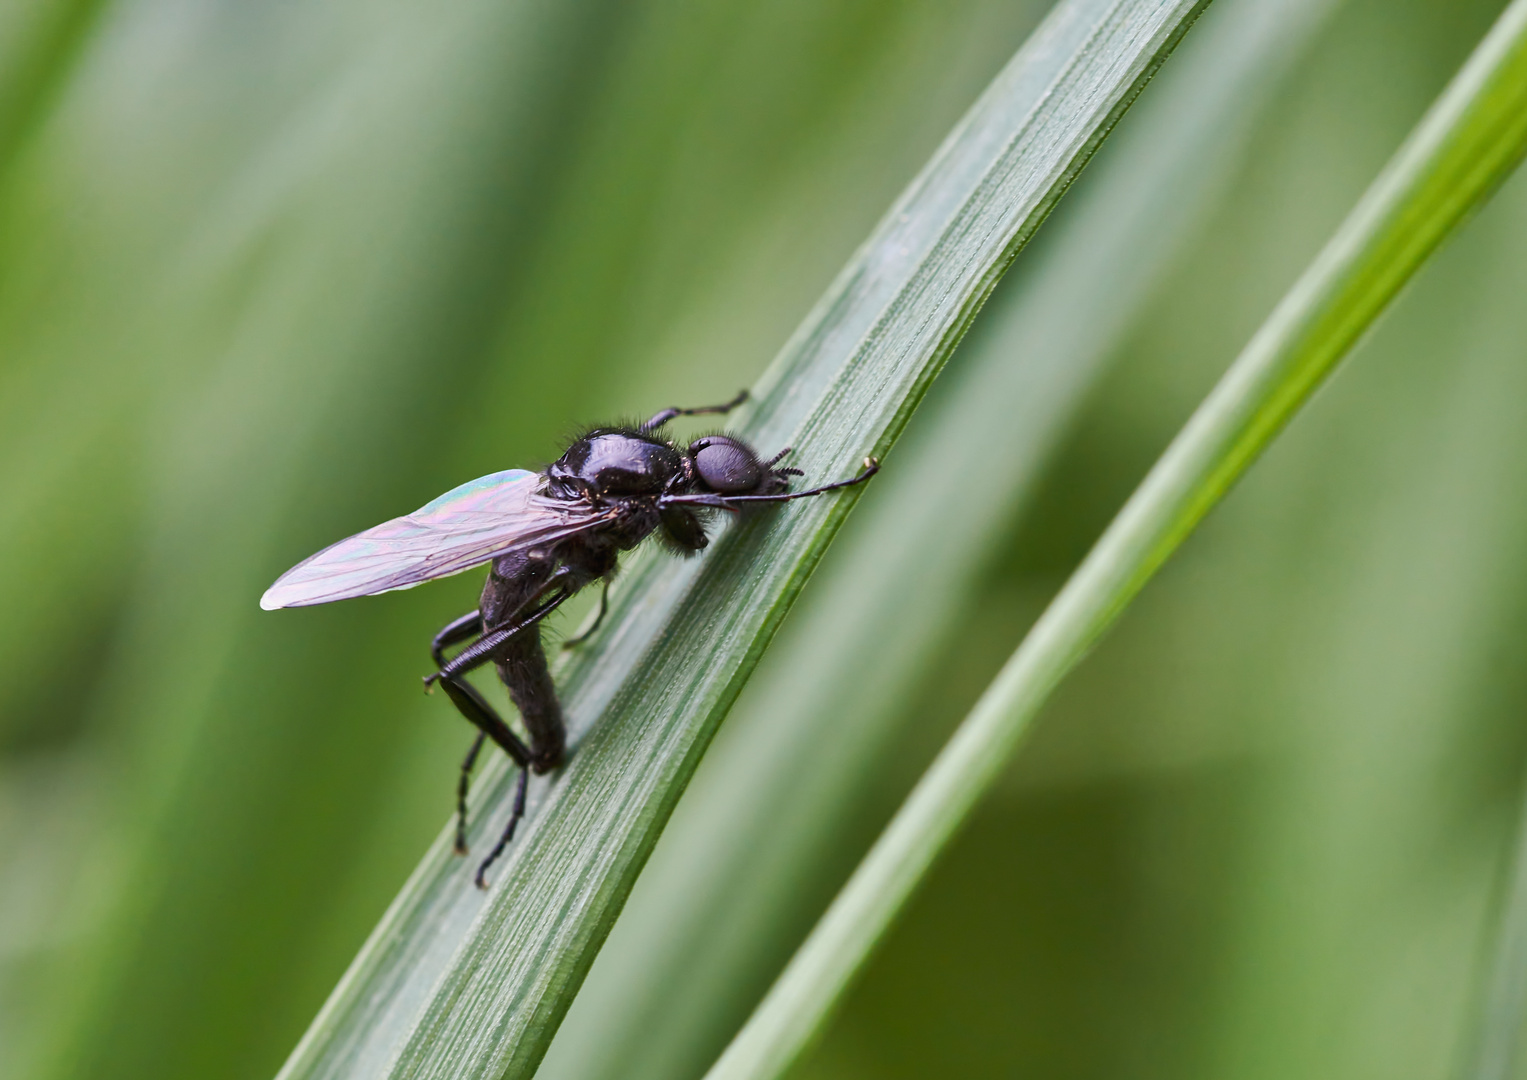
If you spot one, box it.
[662,457,880,510]
[640,389,748,432]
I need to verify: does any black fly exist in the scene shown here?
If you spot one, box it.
[262,391,877,885]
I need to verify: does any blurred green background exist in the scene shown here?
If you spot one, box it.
[1,1,1524,1079]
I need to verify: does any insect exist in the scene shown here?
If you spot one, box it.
[262,390,878,885]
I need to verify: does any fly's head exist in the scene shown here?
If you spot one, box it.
[685,435,798,497]
[652,435,804,556]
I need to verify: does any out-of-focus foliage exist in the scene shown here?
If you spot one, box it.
[1471,787,1527,1080]
[0,2,1523,1080]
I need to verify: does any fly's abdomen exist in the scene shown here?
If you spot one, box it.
[496,638,565,772]
[482,552,567,772]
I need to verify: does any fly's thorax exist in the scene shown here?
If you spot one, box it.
[547,428,686,498]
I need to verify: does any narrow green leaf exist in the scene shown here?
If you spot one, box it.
[1465,784,1527,1080]
[0,0,107,176]
[704,3,1527,1078]
[277,1,1214,1077]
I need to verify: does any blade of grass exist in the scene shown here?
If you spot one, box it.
[538,1,1344,1076]
[1465,778,1527,1080]
[705,3,1527,1077]
[277,2,1216,1077]
[0,0,107,177]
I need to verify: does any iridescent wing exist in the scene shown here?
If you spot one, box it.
[260,469,612,609]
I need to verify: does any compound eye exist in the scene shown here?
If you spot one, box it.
[691,437,762,494]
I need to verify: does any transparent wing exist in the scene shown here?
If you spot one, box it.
[260,469,611,609]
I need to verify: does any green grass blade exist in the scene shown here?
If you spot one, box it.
[277,2,1215,1077]
[704,3,1527,1078]
[538,1,1343,1077]
[1465,784,1527,1080]
[0,0,107,177]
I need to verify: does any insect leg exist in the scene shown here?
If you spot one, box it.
[435,675,534,855]
[432,609,483,668]
[431,581,570,865]
[759,448,805,477]
[476,767,530,889]
[561,579,610,649]
[426,582,573,687]
[744,456,878,501]
[663,457,880,509]
[432,608,515,851]
[640,388,749,432]
[454,731,487,854]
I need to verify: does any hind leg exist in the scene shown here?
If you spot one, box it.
[475,768,530,889]
[435,675,533,865]
[430,609,536,863]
